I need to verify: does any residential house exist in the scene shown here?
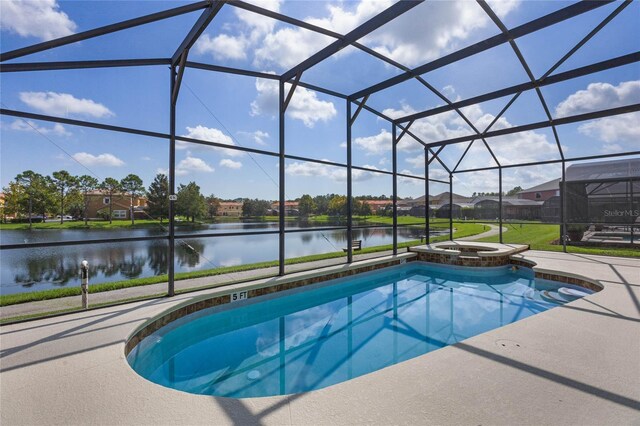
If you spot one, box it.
[270,201,299,215]
[85,190,147,220]
[219,202,243,217]
[517,178,561,201]
[362,200,392,214]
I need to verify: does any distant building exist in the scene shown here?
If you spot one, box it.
[518,178,561,201]
[362,200,392,214]
[269,201,299,216]
[85,190,147,220]
[219,202,243,217]
[270,201,299,209]
[406,192,471,208]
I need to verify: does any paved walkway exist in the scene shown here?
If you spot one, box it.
[456,223,506,241]
[1,251,638,425]
[0,250,396,321]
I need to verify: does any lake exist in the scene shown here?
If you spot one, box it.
[0,220,443,295]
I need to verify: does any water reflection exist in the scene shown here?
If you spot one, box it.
[1,222,438,294]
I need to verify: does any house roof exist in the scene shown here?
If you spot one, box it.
[410,192,470,204]
[503,198,543,206]
[270,201,298,207]
[566,158,640,182]
[518,178,561,194]
[85,189,145,199]
[363,200,392,206]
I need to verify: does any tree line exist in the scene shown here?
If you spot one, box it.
[2,170,147,227]
[1,170,385,228]
[0,171,220,227]
[296,194,373,217]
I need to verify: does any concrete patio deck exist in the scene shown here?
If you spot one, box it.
[1,250,639,425]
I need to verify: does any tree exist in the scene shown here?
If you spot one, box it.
[506,186,523,197]
[206,194,221,219]
[2,182,24,223]
[100,177,121,224]
[146,174,169,223]
[51,170,77,224]
[298,194,315,217]
[120,174,145,225]
[313,194,332,215]
[77,175,99,225]
[242,199,271,217]
[65,188,84,219]
[327,195,347,216]
[356,200,372,217]
[15,171,52,229]
[176,182,206,222]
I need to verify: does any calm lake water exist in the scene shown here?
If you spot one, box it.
[0,221,443,295]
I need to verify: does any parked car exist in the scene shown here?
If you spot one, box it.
[56,215,74,220]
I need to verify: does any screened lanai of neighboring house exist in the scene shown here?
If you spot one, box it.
[0,0,638,318]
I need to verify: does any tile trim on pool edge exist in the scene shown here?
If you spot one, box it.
[124,254,416,355]
[124,252,603,356]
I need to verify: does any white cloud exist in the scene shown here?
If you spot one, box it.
[176,156,214,176]
[219,159,242,169]
[194,0,518,72]
[235,0,283,34]
[578,112,640,144]
[195,33,248,60]
[600,143,624,154]
[383,98,559,169]
[556,81,640,153]
[8,119,70,136]
[0,0,76,41]
[354,129,392,154]
[72,152,124,167]
[254,27,332,69]
[181,125,243,157]
[555,81,640,118]
[429,168,450,181]
[19,92,114,118]
[251,78,337,127]
[285,161,379,182]
[405,153,425,168]
[243,0,390,70]
[383,104,475,151]
[238,130,270,146]
[362,0,519,67]
[399,169,424,186]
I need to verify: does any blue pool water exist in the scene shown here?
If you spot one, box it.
[127,263,593,398]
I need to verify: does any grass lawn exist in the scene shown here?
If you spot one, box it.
[0,221,486,307]
[478,223,640,258]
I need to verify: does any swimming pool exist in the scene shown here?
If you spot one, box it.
[127,263,593,398]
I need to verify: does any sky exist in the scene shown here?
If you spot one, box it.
[1,0,638,199]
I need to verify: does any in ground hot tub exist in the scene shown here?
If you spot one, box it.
[126,262,596,398]
[410,241,529,267]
